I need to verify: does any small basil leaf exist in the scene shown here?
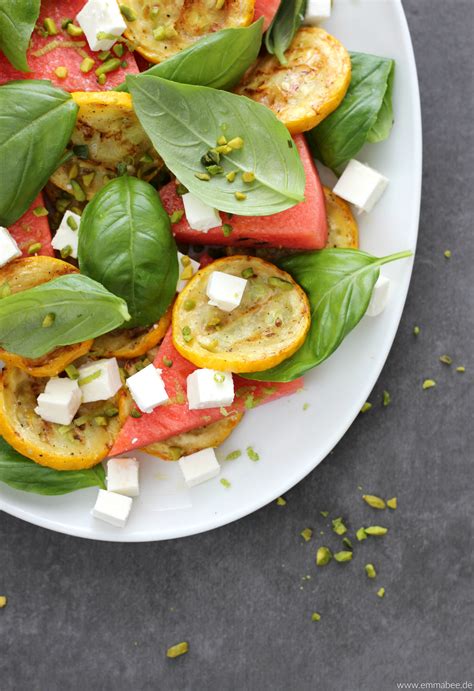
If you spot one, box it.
[79,176,178,329]
[244,249,412,382]
[0,274,130,358]
[307,53,395,173]
[116,20,263,92]
[127,75,305,217]
[0,438,106,495]
[265,0,307,65]
[0,79,78,226]
[0,0,40,72]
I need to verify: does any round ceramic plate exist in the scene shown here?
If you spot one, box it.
[0,0,422,541]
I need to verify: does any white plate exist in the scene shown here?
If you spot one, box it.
[0,0,422,541]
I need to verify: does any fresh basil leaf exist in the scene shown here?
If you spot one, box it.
[265,0,307,65]
[0,0,40,72]
[0,79,78,226]
[116,20,263,92]
[244,249,412,382]
[307,53,395,173]
[127,75,305,216]
[0,274,130,358]
[0,438,106,495]
[79,176,178,329]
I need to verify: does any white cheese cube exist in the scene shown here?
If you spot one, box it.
[51,211,81,259]
[178,448,220,487]
[304,0,332,24]
[91,489,132,528]
[182,192,221,232]
[77,0,127,52]
[333,159,389,213]
[187,368,234,410]
[206,271,247,312]
[366,275,391,317]
[126,364,168,413]
[176,251,200,292]
[0,226,21,267]
[106,457,139,497]
[35,377,82,425]
[78,358,122,403]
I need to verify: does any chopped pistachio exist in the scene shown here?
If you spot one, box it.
[166,642,189,658]
[220,407,229,417]
[43,17,58,35]
[119,5,137,21]
[70,179,86,201]
[213,372,225,384]
[220,478,231,488]
[131,409,142,418]
[54,66,68,79]
[60,245,73,259]
[225,450,242,461]
[444,250,451,259]
[222,223,233,237]
[360,401,372,413]
[364,526,388,536]
[242,171,255,183]
[33,206,48,217]
[182,326,192,343]
[183,299,196,311]
[78,369,101,387]
[215,144,232,154]
[362,494,386,510]
[382,390,391,406]
[377,587,385,598]
[95,58,121,77]
[365,563,377,579]
[413,325,420,336]
[316,546,332,566]
[227,137,244,149]
[311,612,321,622]
[332,517,347,536]
[94,416,107,427]
[342,537,353,550]
[163,356,173,368]
[28,242,42,255]
[439,354,452,365]
[422,379,436,390]
[65,364,79,380]
[246,446,259,462]
[113,43,125,57]
[226,171,236,183]
[170,209,184,224]
[234,191,247,201]
[334,550,353,563]
[456,366,465,373]
[68,163,79,179]
[356,527,367,541]
[42,312,55,328]
[195,172,211,181]
[300,528,313,542]
[241,267,255,279]
[98,50,111,61]
[217,135,227,145]
[67,23,83,36]
[61,18,73,29]
[67,215,79,230]
[387,497,397,510]
[176,185,188,198]
[320,510,329,518]
[0,596,7,608]
[104,406,119,418]
[80,57,95,73]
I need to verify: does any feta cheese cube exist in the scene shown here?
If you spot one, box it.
[126,364,168,413]
[187,369,234,410]
[366,275,391,317]
[35,377,82,425]
[206,271,247,312]
[51,211,81,259]
[182,192,221,232]
[91,489,132,528]
[178,448,220,487]
[333,159,389,213]
[176,251,200,292]
[77,0,127,52]
[78,358,122,403]
[106,457,139,497]
[0,226,21,267]
[304,0,332,24]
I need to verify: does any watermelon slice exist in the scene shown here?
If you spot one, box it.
[0,0,138,92]
[254,0,281,31]
[8,194,54,258]
[160,135,328,250]
[110,328,303,456]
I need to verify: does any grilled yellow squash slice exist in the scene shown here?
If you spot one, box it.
[324,186,359,249]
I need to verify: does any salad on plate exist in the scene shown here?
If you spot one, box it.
[0,0,411,529]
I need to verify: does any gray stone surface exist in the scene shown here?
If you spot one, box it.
[1,1,473,689]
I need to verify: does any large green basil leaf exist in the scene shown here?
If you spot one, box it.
[79,176,178,329]
[117,20,263,92]
[244,249,412,382]
[0,274,130,358]
[127,75,305,216]
[0,0,40,72]
[0,438,106,495]
[307,53,395,173]
[0,80,78,226]
[265,0,307,65]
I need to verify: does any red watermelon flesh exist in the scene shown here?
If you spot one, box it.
[110,328,303,456]
[160,135,328,250]
[8,193,54,258]
[254,0,281,31]
[0,0,138,92]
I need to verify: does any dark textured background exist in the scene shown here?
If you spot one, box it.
[1,2,473,689]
